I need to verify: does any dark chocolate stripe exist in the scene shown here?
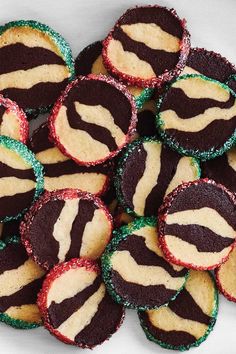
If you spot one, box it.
[75,41,103,76]
[113,27,180,77]
[0,190,35,219]
[48,275,102,328]
[0,106,5,124]
[0,43,65,75]
[137,110,156,137]
[0,161,35,180]
[65,199,96,260]
[118,235,187,277]
[0,277,43,312]
[165,223,233,252]
[0,243,28,275]
[1,220,20,239]
[160,87,235,118]
[29,124,53,154]
[168,288,212,325]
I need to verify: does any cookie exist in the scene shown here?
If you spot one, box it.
[0,219,21,241]
[226,74,236,93]
[0,237,45,329]
[102,217,188,310]
[136,100,157,138]
[157,74,236,160]
[29,123,111,195]
[102,5,190,88]
[0,136,44,222]
[158,179,236,270]
[115,138,200,217]
[21,189,113,270]
[0,94,28,143]
[49,75,137,166]
[215,246,236,302]
[37,258,125,348]
[0,20,74,114]
[139,270,218,351]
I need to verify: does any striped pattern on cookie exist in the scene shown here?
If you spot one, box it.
[216,246,236,302]
[102,217,188,309]
[0,20,74,112]
[157,74,236,160]
[21,189,113,270]
[49,75,137,165]
[102,5,190,87]
[116,138,200,217]
[38,258,124,348]
[0,239,45,328]
[139,270,218,351]
[158,179,236,270]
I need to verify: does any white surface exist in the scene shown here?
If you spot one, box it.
[1,0,236,353]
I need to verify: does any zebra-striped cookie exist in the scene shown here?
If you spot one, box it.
[139,270,218,351]
[29,123,111,195]
[37,258,125,348]
[102,217,188,310]
[49,75,137,166]
[157,74,236,160]
[0,20,74,114]
[0,237,45,329]
[116,138,200,217]
[216,246,236,302]
[0,95,28,143]
[102,5,190,88]
[136,100,157,138]
[0,136,44,222]
[158,179,236,270]
[21,189,113,270]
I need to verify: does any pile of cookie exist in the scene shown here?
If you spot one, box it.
[0,4,236,351]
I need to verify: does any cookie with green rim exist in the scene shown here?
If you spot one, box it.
[101,217,188,310]
[115,137,200,217]
[156,74,236,160]
[139,270,218,351]
[0,20,75,115]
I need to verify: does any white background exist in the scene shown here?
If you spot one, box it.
[1,0,236,353]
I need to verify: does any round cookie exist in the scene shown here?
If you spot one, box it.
[20,189,113,270]
[115,138,200,217]
[0,20,74,114]
[0,95,28,143]
[0,136,44,222]
[49,75,137,166]
[102,5,190,88]
[0,219,21,241]
[157,74,236,160]
[136,100,157,138]
[29,123,112,195]
[0,237,45,329]
[139,270,218,351]
[158,179,236,270]
[37,258,125,348]
[102,217,188,310]
[216,246,236,302]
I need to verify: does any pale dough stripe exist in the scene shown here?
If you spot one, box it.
[111,250,185,289]
[91,55,108,75]
[166,207,236,239]
[132,142,162,216]
[1,111,21,140]
[217,248,236,296]
[36,147,68,164]
[0,177,35,197]
[6,304,41,323]
[227,148,236,172]
[0,146,32,169]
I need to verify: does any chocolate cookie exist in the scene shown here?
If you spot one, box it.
[21,189,113,270]
[103,5,190,88]
[37,258,125,348]
[0,94,28,143]
[216,246,236,302]
[116,138,200,217]
[139,270,218,351]
[158,179,236,270]
[49,75,137,166]
[29,123,111,195]
[0,237,45,329]
[136,100,157,138]
[102,217,188,310]
[0,20,74,114]
[157,74,236,160]
[0,136,44,222]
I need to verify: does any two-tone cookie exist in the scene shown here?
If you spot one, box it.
[0,237,45,329]
[103,5,190,88]
[21,189,113,270]
[115,138,200,217]
[0,20,74,115]
[216,246,236,302]
[49,75,137,165]
[37,258,125,348]
[158,179,236,270]
[102,217,188,310]
[139,270,218,351]
[157,74,236,160]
